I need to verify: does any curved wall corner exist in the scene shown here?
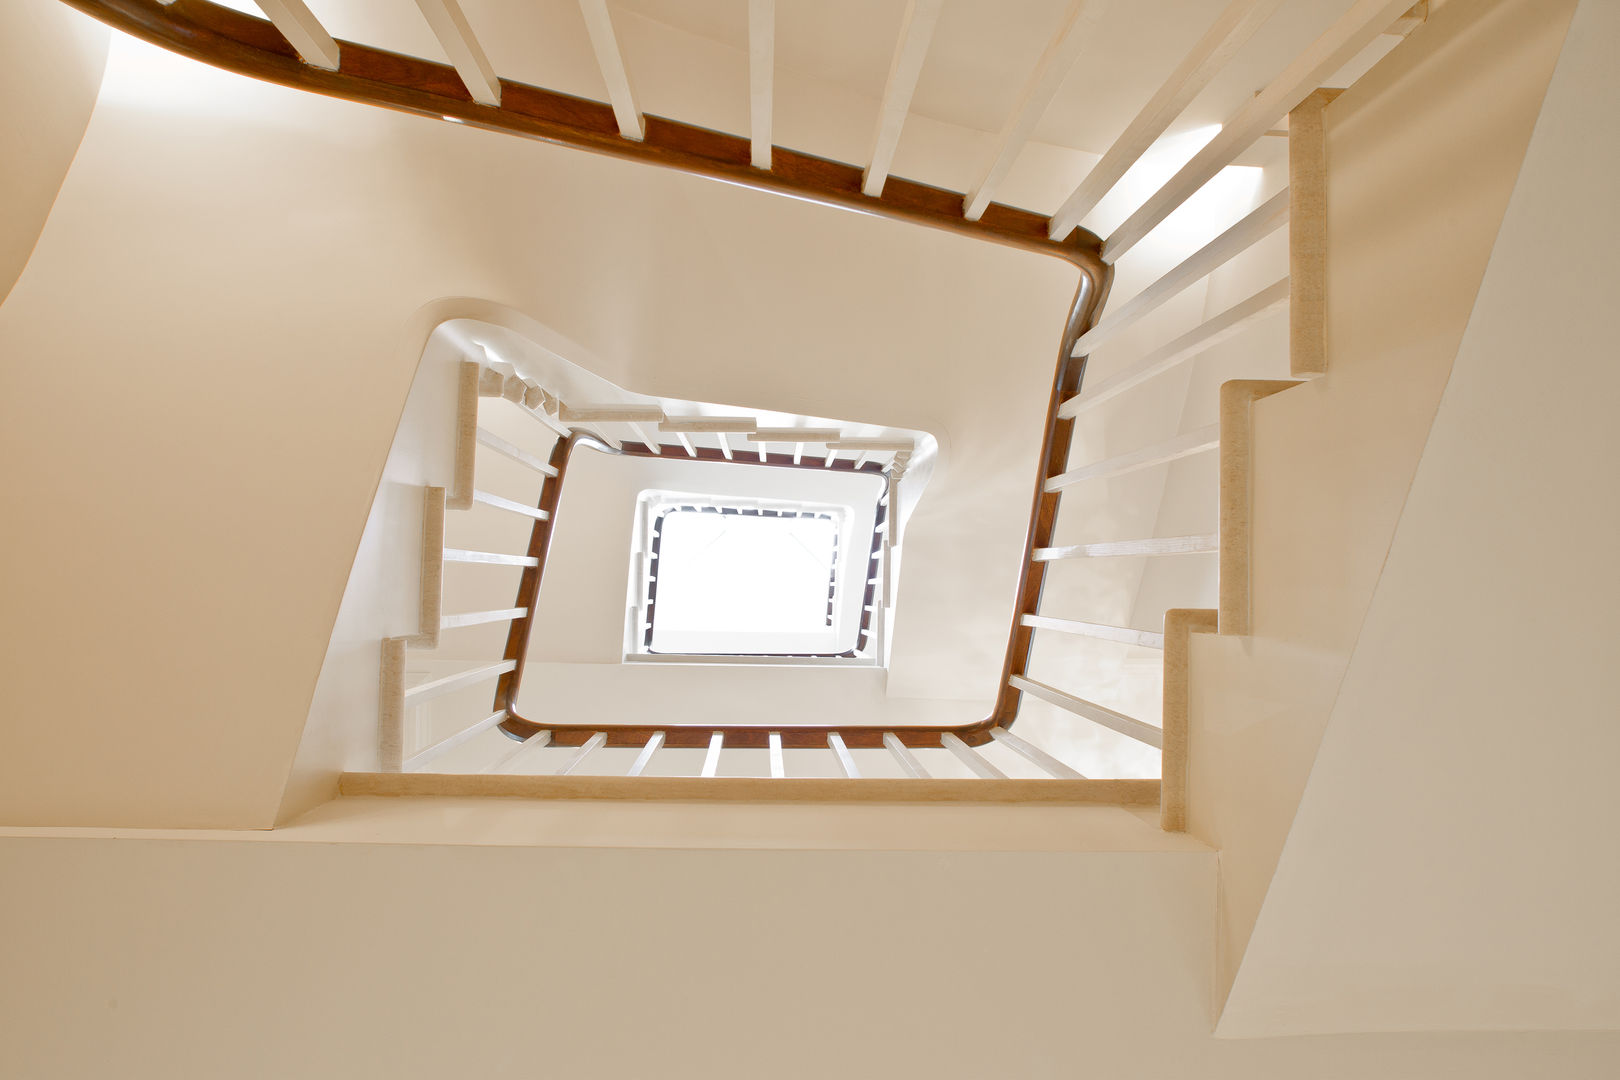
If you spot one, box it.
[0,0,108,306]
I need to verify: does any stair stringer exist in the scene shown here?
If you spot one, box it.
[1179,0,1581,1019]
[378,361,562,771]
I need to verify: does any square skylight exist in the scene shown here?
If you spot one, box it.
[649,510,838,645]
[626,490,879,660]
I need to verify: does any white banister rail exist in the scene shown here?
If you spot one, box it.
[385,352,1118,794]
[329,0,1416,823]
[882,732,929,779]
[1009,675,1163,749]
[627,732,665,777]
[963,0,1103,222]
[380,358,985,791]
[1102,0,1412,262]
[522,396,574,441]
[413,0,501,106]
[829,438,914,452]
[863,0,944,197]
[403,659,518,705]
[1074,188,1289,357]
[989,726,1085,780]
[1033,535,1218,560]
[254,0,340,70]
[629,422,662,453]
[578,0,643,139]
[1061,278,1289,417]
[439,607,528,630]
[658,416,756,432]
[828,732,859,778]
[558,732,608,776]
[668,429,697,457]
[472,489,550,520]
[442,548,539,567]
[701,731,724,778]
[1045,425,1219,492]
[559,405,667,453]
[661,416,755,461]
[1046,0,1283,240]
[941,732,1006,779]
[483,729,551,774]
[748,0,774,169]
[476,427,558,476]
[403,709,506,772]
[747,428,843,444]
[1021,613,1165,650]
[564,405,668,422]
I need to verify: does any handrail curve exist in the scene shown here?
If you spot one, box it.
[59,0,1114,749]
[494,264,1105,749]
[59,0,1106,268]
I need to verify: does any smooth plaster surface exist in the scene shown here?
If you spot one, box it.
[0,0,106,305]
[1181,0,1580,1016]
[1222,0,1620,1034]
[2,831,1617,1079]
[0,23,1073,827]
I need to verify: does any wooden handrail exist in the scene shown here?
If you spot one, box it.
[493,432,899,735]
[495,252,1105,748]
[65,0,1115,751]
[59,0,1105,267]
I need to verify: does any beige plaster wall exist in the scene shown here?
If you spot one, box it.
[1221,0,1620,1034]
[3,826,1618,1079]
[1180,0,1580,1013]
[0,28,1074,828]
[0,0,107,305]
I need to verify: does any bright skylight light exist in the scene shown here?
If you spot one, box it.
[625,487,882,661]
[649,510,838,650]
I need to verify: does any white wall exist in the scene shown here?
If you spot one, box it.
[1179,0,1581,1014]
[0,0,1320,826]
[0,0,106,305]
[0,20,1076,828]
[3,823,1618,1079]
[1221,0,1620,1035]
[277,315,469,819]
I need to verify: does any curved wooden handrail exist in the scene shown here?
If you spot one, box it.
[58,0,1114,748]
[494,263,1105,749]
[490,434,901,730]
[59,0,1105,269]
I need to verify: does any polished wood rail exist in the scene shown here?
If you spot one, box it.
[492,434,888,714]
[60,0,1105,270]
[491,433,924,745]
[63,0,1114,749]
[493,250,1106,750]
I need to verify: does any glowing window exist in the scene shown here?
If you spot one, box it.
[650,510,838,648]
[628,492,880,659]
